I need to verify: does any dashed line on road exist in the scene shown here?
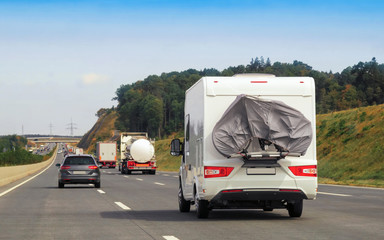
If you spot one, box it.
[136,178,143,181]
[162,174,170,177]
[154,182,165,186]
[115,201,131,210]
[123,176,129,178]
[317,192,352,197]
[173,176,178,178]
[163,236,180,240]
[97,190,106,194]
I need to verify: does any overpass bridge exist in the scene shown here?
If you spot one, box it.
[27,136,82,143]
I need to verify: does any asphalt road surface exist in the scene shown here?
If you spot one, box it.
[0,151,383,240]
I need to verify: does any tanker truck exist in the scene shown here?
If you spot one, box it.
[120,132,156,175]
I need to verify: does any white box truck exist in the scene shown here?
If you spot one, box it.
[170,74,317,218]
[96,142,117,168]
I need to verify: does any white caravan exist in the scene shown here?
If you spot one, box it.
[170,74,317,218]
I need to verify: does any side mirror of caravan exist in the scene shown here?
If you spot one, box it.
[170,139,183,156]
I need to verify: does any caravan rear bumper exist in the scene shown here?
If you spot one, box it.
[209,189,307,209]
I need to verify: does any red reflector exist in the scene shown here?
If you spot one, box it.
[300,81,304,83]
[61,166,71,170]
[222,189,243,193]
[204,166,234,178]
[288,165,317,177]
[250,81,268,83]
[279,189,302,192]
[88,178,96,180]
[214,81,218,83]
[88,166,98,169]
[127,161,135,166]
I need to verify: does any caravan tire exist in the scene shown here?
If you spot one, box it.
[288,199,303,217]
[178,183,191,212]
[195,192,209,218]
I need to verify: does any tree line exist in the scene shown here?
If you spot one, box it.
[113,57,384,138]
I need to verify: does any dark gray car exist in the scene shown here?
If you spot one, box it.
[56,155,101,188]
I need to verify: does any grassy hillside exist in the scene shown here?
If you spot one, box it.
[317,104,384,187]
[77,110,119,154]
[155,138,182,172]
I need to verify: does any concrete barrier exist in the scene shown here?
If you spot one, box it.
[0,150,57,187]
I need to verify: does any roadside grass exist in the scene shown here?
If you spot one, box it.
[155,138,181,172]
[317,104,384,188]
[85,111,118,154]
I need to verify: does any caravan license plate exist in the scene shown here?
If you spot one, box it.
[247,168,276,175]
[72,171,87,175]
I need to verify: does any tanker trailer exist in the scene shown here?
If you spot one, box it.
[120,132,156,175]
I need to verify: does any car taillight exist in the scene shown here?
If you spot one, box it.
[127,161,135,166]
[288,165,317,177]
[204,166,234,178]
[61,166,71,170]
[88,166,98,170]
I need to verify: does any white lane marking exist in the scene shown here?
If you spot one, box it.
[154,182,165,186]
[0,153,56,197]
[123,176,129,178]
[163,174,170,177]
[97,190,106,194]
[115,201,131,210]
[173,176,178,178]
[163,236,180,240]
[136,178,143,181]
[107,172,112,174]
[317,192,352,197]
[319,183,384,190]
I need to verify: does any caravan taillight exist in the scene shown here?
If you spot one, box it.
[288,165,317,177]
[204,166,234,178]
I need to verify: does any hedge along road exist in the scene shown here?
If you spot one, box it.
[0,143,57,188]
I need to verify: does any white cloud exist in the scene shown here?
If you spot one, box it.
[82,73,110,85]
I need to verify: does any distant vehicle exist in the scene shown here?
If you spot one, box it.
[56,155,101,188]
[75,148,84,155]
[120,132,156,175]
[170,75,317,218]
[96,142,117,168]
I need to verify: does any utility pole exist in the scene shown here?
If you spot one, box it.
[66,118,77,136]
[49,122,54,136]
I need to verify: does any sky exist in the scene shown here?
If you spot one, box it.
[0,0,383,136]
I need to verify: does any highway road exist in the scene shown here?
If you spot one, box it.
[0,152,383,240]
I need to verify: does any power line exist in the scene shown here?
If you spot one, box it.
[49,122,54,136]
[66,118,77,136]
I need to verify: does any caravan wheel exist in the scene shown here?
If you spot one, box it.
[288,199,303,217]
[195,191,209,218]
[178,183,191,212]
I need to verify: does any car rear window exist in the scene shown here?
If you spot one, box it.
[63,157,95,166]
